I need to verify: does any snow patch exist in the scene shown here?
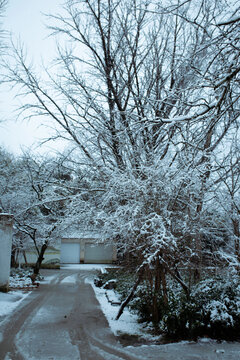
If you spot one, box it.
[90,280,154,340]
[61,274,78,284]
[39,274,58,284]
[9,275,33,288]
[126,340,240,360]
[0,291,30,319]
[61,263,118,270]
[3,353,12,360]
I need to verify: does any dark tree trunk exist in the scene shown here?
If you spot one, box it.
[152,260,161,324]
[30,243,48,284]
[23,250,28,265]
[116,264,145,320]
[160,265,168,306]
[11,246,17,268]
[232,218,240,264]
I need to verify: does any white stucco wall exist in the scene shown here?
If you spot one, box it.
[0,214,14,291]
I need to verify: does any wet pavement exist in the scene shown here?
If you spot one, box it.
[0,268,143,360]
[0,267,239,360]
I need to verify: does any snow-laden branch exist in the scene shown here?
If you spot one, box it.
[15,189,105,217]
[153,100,217,124]
[150,66,240,125]
[217,16,240,26]
[214,67,240,89]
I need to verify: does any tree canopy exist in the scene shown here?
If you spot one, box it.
[2,0,240,324]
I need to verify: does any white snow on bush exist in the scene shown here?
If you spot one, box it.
[207,300,233,325]
[9,274,33,288]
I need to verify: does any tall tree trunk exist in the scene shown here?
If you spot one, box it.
[160,265,168,307]
[193,125,214,281]
[152,259,161,324]
[232,218,240,263]
[11,246,17,268]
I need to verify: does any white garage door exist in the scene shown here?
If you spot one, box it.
[85,243,113,263]
[60,242,81,263]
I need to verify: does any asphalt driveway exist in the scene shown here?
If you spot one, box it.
[0,267,239,360]
[0,267,143,360]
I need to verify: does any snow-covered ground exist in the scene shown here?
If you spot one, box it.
[1,264,239,360]
[61,263,118,271]
[0,291,29,319]
[0,271,34,324]
[62,265,148,338]
[127,340,240,360]
[0,268,57,326]
[90,279,155,341]
[0,264,116,323]
[87,265,240,359]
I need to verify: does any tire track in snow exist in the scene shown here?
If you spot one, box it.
[0,271,79,360]
[68,271,144,360]
[0,269,144,360]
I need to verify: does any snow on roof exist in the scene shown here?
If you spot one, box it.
[62,228,102,239]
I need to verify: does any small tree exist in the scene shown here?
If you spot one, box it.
[0,148,72,280]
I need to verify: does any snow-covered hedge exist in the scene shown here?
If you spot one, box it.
[97,267,240,340]
[107,268,240,340]
[134,270,240,339]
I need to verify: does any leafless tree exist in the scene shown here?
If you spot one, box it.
[5,0,240,318]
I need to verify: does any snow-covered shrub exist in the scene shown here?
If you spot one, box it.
[112,269,240,340]
[161,271,240,339]
[95,268,135,297]
[9,267,43,289]
[130,282,160,323]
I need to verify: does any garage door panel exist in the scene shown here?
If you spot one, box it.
[60,243,80,263]
[85,243,113,263]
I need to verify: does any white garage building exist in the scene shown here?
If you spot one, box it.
[18,232,117,267]
[60,234,117,264]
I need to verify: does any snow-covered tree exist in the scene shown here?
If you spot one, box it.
[4,0,240,317]
[0,0,7,56]
[0,148,73,278]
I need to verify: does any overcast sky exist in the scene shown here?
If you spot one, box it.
[0,0,62,155]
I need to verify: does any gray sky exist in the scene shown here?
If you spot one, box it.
[0,0,62,155]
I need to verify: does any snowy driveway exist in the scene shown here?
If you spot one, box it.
[0,266,239,360]
[0,266,144,360]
